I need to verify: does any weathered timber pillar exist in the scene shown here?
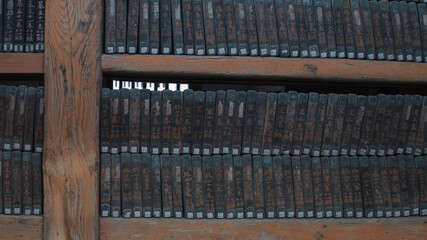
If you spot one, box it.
[44,0,102,239]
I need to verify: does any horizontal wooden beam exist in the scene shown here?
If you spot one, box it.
[0,215,43,239]
[101,54,427,84]
[100,217,427,240]
[0,53,44,74]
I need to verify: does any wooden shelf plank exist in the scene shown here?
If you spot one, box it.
[102,54,427,83]
[0,215,43,240]
[100,217,427,240]
[0,53,44,74]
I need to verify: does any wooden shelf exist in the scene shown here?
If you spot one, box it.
[0,215,43,239]
[10,0,424,237]
[100,217,427,240]
[102,54,427,84]
[0,53,44,74]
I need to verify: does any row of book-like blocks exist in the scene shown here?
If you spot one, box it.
[100,153,427,219]
[0,151,43,215]
[0,85,45,153]
[0,85,44,215]
[105,0,427,62]
[0,0,45,52]
[100,88,427,157]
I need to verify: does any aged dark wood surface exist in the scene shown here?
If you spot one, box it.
[44,0,102,238]
[100,217,427,240]
[0,215,43,240]
[0,53,44,74]
[102,54,427,83]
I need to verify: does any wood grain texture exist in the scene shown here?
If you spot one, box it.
[0,53,44,74]
[100,217,427,240]
[102,54,427,83]
[44,0,102,239]
[0,215,43,240]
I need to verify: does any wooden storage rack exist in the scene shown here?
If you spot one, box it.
[0,0,426,239]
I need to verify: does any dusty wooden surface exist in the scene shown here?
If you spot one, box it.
[0,53,44,74]
[102,54,427,83]
[100,217,427,240]
[44,0,102,239]
[0,215,43,240]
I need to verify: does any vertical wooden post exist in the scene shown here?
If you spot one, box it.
[44,0,102,239]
